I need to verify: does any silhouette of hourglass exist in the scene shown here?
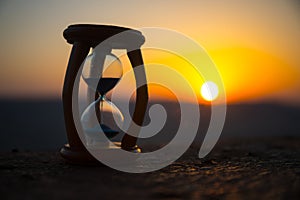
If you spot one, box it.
[60,24,148,164]
[81,50,124,148]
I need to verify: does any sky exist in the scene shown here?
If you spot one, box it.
[0,0,299,105]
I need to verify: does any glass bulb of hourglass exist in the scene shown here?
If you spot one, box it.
[82,52,123,92]
[80,96,124,146]
[80,51,124,147]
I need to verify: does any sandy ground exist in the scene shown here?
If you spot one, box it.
[0,137,299,200]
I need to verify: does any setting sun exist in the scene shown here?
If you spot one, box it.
[201,81,219,101]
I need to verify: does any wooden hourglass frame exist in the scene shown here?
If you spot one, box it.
[60,24,148,164]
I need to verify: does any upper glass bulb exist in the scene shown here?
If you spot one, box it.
[82,52,123,94]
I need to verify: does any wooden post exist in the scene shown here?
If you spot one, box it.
[60,42,97,163]
[121,49,148,151]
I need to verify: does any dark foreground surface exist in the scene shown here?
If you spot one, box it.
[0,137,299,200]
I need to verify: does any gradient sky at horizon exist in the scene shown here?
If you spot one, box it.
[0,0,299,105]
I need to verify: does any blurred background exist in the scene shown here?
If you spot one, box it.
[0,0,299,151]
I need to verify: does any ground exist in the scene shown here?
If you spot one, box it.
[0,137,299,200]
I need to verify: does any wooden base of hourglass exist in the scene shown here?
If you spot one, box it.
[60,24,147,164]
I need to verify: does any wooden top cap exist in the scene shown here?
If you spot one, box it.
[63,24,145,49]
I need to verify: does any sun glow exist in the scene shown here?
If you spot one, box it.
[0,1,299,104]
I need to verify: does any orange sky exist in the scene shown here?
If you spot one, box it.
[0,0,299,105]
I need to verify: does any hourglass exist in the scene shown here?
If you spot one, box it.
[80,50,124,147]
[60,24,148,164]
